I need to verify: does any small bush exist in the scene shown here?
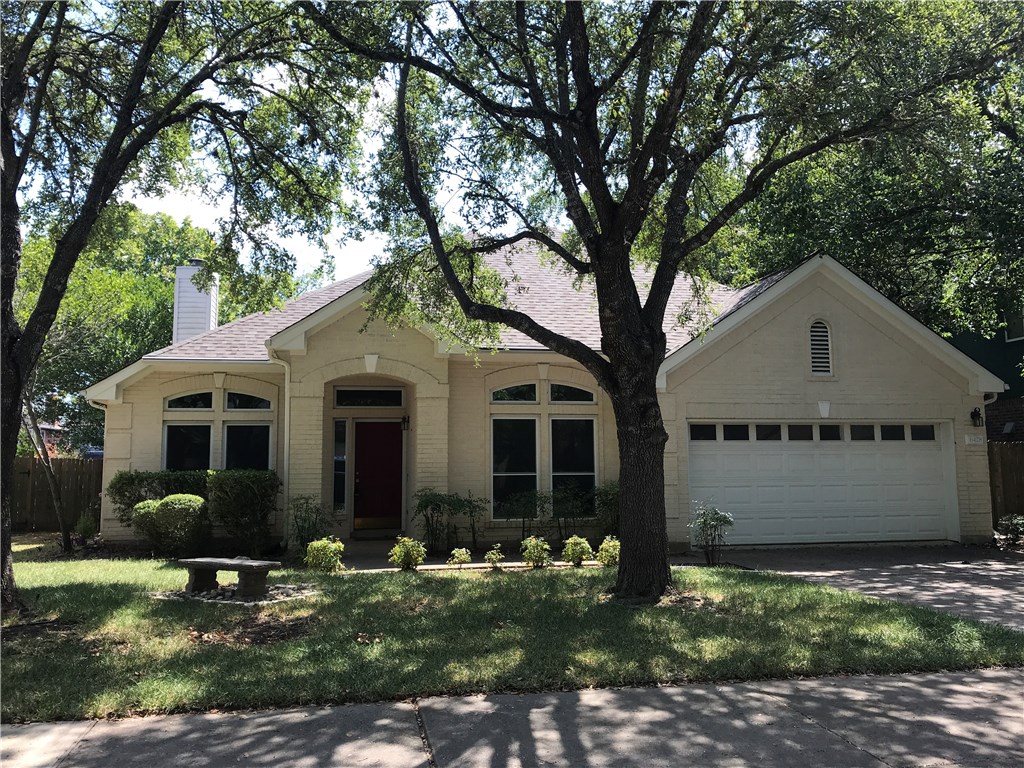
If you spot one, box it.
[413,488,489,555]
[561,535,594,566]
[996,514,1024,547]
[521,536,552,569]
[389,537,427,571]
[290,495,334,549]
[305,537,345,572]
[207,470,281,556]
[484,543,505,570]
[73,512,98,540]
[690,499,734,566]
[447,547,472,568]
[132,495,209,555]
[596,536,620,567]
[106,469,208,525]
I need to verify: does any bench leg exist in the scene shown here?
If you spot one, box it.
[237,570,270,598]
[186,569,219,594]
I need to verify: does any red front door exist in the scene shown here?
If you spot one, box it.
[353,421,403,530]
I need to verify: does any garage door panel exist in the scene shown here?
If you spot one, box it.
[688,423,952,544]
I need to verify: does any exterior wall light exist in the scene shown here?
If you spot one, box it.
[970,407,984,428]
[401,415,410,431]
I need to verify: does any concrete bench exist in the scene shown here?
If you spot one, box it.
[178,557,283,598]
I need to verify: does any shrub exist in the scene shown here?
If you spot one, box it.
[690,500,734,566]
[484,543,505,570]
[447,547,472,568]
[521,536,552,568]
[106,470,208,525]
[413,489,489,555]
[596,536,620,567]
[996,514,1024,547]
[290,495,334,549]
[561,535,594,566]
[389,537,427,571]
[594,481,620,536]
[132,495,209,555]
[73,512,98,540]
[305,537,345,572]
[207,470,281,556]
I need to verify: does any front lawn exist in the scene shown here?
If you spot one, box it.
[3,543,1023,722]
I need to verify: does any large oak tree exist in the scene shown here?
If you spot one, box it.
[305,1,1024,598]
[1,0,372,614]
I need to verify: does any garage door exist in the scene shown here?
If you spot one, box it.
[687,422,954,544]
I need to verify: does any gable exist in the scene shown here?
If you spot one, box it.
[659,255,1006,396]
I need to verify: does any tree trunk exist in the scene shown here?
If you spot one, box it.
[610,378,672,600]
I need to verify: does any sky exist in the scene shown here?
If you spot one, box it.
[132,190,387,282]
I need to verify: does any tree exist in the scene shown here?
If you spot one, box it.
[1,1,372,614]
[731,61,1024,336]
[305,1,1024,598]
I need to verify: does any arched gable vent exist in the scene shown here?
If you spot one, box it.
[810,321,832,375]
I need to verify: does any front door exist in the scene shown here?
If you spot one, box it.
[353,421,403,530]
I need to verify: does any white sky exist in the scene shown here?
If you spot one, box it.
[132,190,386,282]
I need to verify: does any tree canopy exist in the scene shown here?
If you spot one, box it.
[306,0,1024,597]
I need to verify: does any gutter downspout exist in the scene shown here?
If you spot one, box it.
[268,348,292,547]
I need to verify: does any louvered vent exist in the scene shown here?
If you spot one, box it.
[810,321,832,374]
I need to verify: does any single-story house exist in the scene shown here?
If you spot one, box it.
[84,252,1006,548]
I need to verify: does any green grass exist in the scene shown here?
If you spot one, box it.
[3,540,1023,722]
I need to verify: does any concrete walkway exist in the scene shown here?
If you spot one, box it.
[3,669,1022,767]
[726,545,1024,631]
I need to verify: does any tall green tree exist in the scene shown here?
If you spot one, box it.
[306,1,1024,598]
[731,63,1024,336]
[1,1,372,614]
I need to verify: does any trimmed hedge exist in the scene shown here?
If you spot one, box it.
[106,470,209,526]
[207,470,281,556]
[106,470,280,554]
[131,495,210,555]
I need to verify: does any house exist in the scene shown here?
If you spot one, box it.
[952,316,1024,442]
[84,253,1006,548]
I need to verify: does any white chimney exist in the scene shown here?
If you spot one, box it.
[173,260,219,344]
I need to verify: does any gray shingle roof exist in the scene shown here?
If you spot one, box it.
[145,249,795,362]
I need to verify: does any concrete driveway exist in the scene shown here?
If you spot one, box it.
[726,545,1024,631]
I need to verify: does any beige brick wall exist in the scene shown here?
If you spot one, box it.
[665,270,992,544]
[100,369,285,540]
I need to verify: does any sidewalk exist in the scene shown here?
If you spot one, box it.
[4,668,1022,767]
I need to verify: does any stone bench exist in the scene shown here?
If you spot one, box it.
[177,557,283,598]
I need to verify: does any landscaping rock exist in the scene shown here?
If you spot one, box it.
[150,583,320,606]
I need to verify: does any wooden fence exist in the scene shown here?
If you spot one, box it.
[989,442,1024,525]
[10,457,103,533]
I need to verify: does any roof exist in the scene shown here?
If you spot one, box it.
[144,246,778,361]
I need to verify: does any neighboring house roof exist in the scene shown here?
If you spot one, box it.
[950,332,1024,398]
[84,249,1005,400]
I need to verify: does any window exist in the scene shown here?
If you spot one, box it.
[689,424,717,441]
[550,384,594,403]
[223,424,270,470]
[850,424,875,441]
[167,392,212,409]
[1005,314,1024,343]
[226,392,271,410]
[755,424,782,441]
[819,424,843,441]
[880,424,905,441]
[165,424,211,470]
[335,388,403,407]
[788,424,814,441]
[810,320,832,375]
[910,424,936,441]
[723,424,750,441]
[491,384,537,402]
[492,418,537,519]
[551,418,596,517]
[333,421,347,509]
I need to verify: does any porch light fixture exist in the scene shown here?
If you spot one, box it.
[401,415,410,431]
[970,407,984,428]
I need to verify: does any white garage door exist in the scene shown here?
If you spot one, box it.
[687,423,954,544]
